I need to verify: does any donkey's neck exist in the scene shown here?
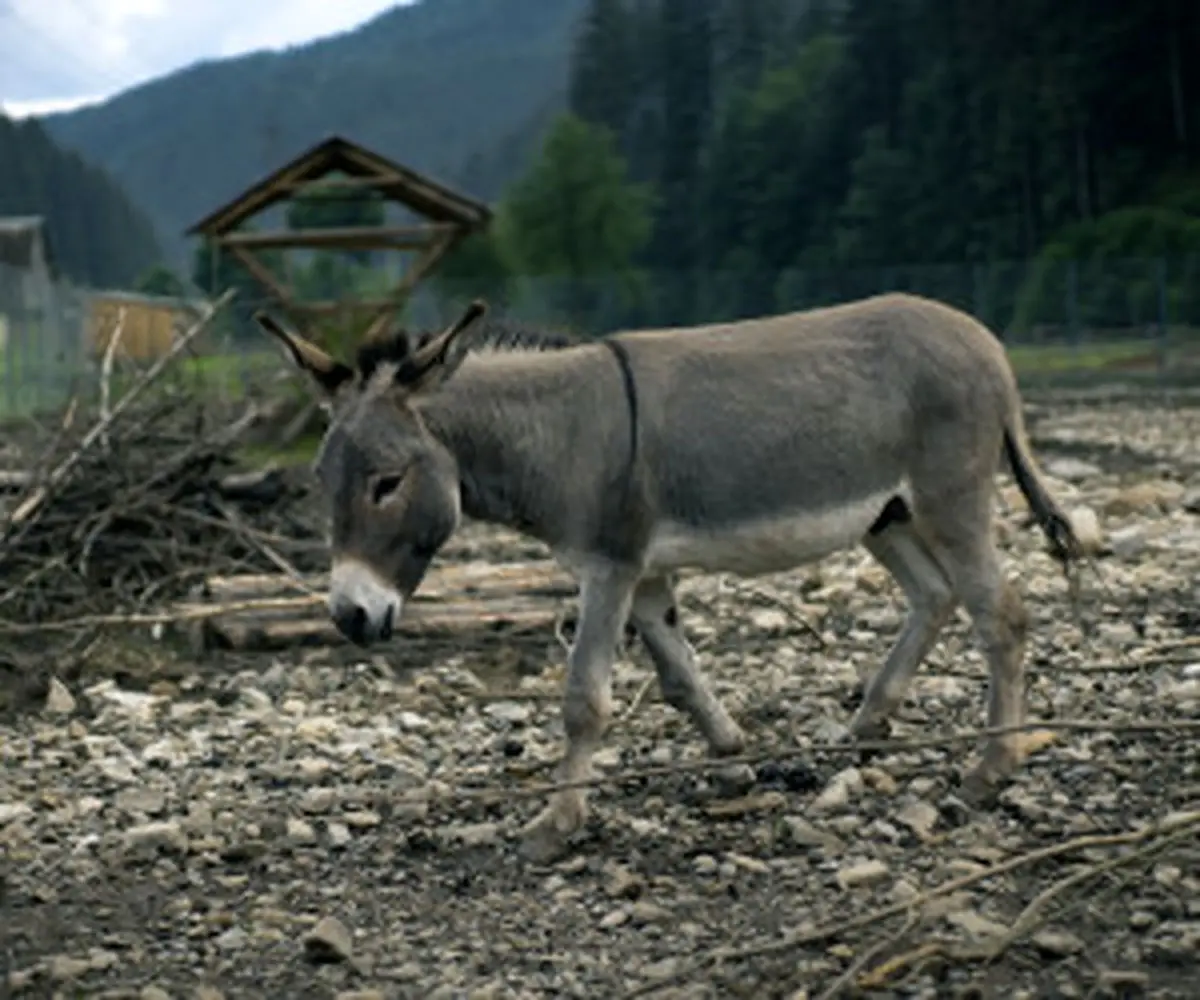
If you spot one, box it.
[414,348,617,547]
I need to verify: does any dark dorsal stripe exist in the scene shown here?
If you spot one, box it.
[599,336,639,497]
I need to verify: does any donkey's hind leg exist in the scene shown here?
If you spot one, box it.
[850,516,958,739]
[920,493,1031,800]
[629,575,746,756]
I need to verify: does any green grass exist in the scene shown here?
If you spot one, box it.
[1005,338,1160,376]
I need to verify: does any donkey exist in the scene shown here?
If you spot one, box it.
[253,292,1082,863]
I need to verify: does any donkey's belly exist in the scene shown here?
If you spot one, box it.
[645,488,903,576]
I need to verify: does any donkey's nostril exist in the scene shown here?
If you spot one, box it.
[333,604,369,646]
[380,605,395,641]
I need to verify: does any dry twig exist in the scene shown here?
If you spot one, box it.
[625,811,1200,998]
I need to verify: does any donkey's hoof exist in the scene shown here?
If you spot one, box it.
[847,713,892,743]
[708,723,749,758]
[959,764,1008,809]
[518,807,580,865]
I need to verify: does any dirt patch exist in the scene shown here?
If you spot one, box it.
[2,392,1199,999]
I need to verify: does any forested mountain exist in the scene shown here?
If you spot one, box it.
[553,0,1200,327]
[41,0,589,265]
[0,113,163,288]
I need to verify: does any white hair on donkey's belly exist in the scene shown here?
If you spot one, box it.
[646,487,907,576]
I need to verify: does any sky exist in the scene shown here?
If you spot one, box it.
[0,0,409,118]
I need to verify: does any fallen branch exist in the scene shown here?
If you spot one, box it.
[625,810,1200,998]
[416,720,1200,815]
[98,304,127,452]
[3,288,235,531]
[816,912,918,1000]
[983,818,1200,963]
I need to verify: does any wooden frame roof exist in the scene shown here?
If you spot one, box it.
[186,134,492,238]
[184,134,493,339]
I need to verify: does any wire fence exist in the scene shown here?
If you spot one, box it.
[3,255,1200,419]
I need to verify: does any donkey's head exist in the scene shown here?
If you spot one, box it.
[254,301,489,646]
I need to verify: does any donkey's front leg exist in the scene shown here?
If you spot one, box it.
[520,562,639,863]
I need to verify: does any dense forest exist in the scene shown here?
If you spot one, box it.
[42,0,589,265]
[0,113,163,288]
[439,0,1200,333]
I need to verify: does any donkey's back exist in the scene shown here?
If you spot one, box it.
[611,293,1035,577]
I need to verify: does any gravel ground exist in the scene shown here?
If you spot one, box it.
[2,389,1199,1000]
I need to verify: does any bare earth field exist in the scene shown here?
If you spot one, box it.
[2,388,1199,1000]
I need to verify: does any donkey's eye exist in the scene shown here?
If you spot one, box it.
[371,474,404,505]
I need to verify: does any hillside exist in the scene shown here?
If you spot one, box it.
[42,0,589,266]
[0,113,162,288]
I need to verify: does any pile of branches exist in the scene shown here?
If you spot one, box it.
[0,291,325,658]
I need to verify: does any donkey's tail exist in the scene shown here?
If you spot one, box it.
[1002,411,1084,573]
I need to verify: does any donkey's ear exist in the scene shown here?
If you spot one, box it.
[254,311,354,396]
[397,299,488,393]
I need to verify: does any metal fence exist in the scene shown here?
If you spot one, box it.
[3,255,1200,419]
[0,261,90,418]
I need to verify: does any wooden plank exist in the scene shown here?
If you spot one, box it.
[190,596,561,653]
[197,559,575,604]
[221,224,457,252]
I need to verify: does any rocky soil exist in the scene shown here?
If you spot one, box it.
[2,388,1199,1000]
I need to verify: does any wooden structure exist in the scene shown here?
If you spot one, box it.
[185,135,492,337]
[0,216,54,277]
[179,558,576,653]
[86,290,204,361]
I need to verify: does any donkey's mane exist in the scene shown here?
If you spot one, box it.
[354,315,584,382]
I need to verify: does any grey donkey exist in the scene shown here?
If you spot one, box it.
[253,292,1082,863]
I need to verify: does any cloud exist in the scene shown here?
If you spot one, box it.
[0,0,406,106]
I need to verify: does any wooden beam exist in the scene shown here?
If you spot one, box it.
[219,223,459,252]
[388,226,463,297]
[284,298,414,316]
[226,244,294,302]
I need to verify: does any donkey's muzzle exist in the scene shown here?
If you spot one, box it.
[331,601,394,646]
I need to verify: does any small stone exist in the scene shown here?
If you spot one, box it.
[48,955,93,981]
[861,767,898,795]
[600,908,629,929]
[812,767,863,811]
[286,818,318,846]
[343,810,382,829]
[193,988,226,1000]
[750,608,790,632]
[45,677,76,715]
[124,821,188,856]
[444,821,501,848]
[835,859,890,889]
[782,815,842,851]
[483,700,531,725]
[1031,928,1084,957]
[946,909,1008,941]
[302,915,354,964]
[1095,970,1150,995]
[141,986,173,1000]
[640,957,681,981]
[116,788,166,816]
[0,802,32,826]
[605,865,645,900]
[1046,457,1100,482]
[1109,525,1148,559]
[727,852,770,874]
[1104,481,1181,516]
[300,788,337,814]
[326,821,352,849]
[629,901,672,924]
[692,854,718,875]
[896,801,939,841]
[335,992,387,1000]
[711,762,756,798]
